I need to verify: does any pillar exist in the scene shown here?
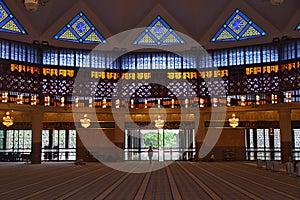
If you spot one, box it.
[31,109,43,164]
[195,112,205,160]
[114,113,125,149]
[278,108,293,163]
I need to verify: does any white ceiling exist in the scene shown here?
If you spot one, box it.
[0,0,300,50]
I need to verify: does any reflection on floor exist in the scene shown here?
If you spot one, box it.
[0,161,299,199]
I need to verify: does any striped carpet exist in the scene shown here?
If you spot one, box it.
[0,161,299,200]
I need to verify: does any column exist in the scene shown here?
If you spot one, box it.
[31,109,43,164]
[278,108,292,163]
[195,112,205,160]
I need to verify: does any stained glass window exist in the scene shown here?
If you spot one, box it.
[274,129,281,148]
[249,129,254,148]
[68,130,77,149]
[257,129,265,148]
[136,54,151,69]
[7,130,32,151]
[133,15,185,46]
[53,12,106,44]
[76,50,90,68]
[296,23,300,30]
[59,49,74,66]
[42,48,58,65]
[294,129,300,148]
[281,42,295,60]
[0,0,27,34]
[198,52,213,68]
[152,54,167,69]
[264,129,270,148]
[91,51,106,68]
[42,130,50,148]
[229,48,244,66]
[122,54,136,69]
[211,9,266,42]
[213,50,228,67]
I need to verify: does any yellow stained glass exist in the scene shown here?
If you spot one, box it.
[139,34,156,45]
[2,20,21,33]
[59,29,77,40]
[85,32,102,42]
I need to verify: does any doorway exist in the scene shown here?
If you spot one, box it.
[124,129,195,161]
[245,128,281,160]
[42,130,76,161]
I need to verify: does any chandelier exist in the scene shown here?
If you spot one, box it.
[269,128,274,136]
[155,115,165,129]
[270,0,284,6]
[229,113,239,128]
[80,114,91,128]
[2,112,14,127]
[24,0,49,12]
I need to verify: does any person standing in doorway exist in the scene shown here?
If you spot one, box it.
[148,146,153,164]
[208,152,215,162]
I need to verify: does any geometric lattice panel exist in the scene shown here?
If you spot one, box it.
[0,0,27,34]
[53,12,106,44]
[211,9,266,42]
[133,15,185,46]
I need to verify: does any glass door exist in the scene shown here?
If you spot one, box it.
[124,129,195,161]
[292,129,300,161]
[245,128,281,161]
[42,129,76,161]
[0,130,32,161]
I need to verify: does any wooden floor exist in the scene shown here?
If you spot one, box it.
[0,161,299,200]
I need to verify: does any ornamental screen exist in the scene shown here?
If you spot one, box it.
[246,128,281,161]
[211,9,266,42]
[0,0,26,34]
[54,12,106,44]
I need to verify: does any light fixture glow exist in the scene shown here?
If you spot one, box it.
[2,92,8,103]
[241,96,246,106]
[229,113,239,128]
[31,95,37,105]
[80,114,91,128]
[44,96,50,106]
[102,98,107,108]
[227,96,231,106]
[2,112,14,127]
[155,115,165,129]
[17,94,23,104]
[200,98,204,108]
[256,95,260,105]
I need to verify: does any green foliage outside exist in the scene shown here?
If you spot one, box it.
[143,131,177,148]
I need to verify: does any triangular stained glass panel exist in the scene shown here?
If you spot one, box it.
[216,29,235,42]
[0,0,27,34]
[241,26,261,39]
[134,15,185,46]
[136,34,156,45]
[211,9,266,42]
[59,29,77,40]
[85,32,102,43]
[295,23,300,30]
[53,12,106,44]
[162,32,181,45]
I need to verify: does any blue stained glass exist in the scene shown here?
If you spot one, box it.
[0,0,27,34]
[133,15,185,46]
[53,12,106,44]
[76,22,86,33]
[211,9,266,42]
[295,23,300,30]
